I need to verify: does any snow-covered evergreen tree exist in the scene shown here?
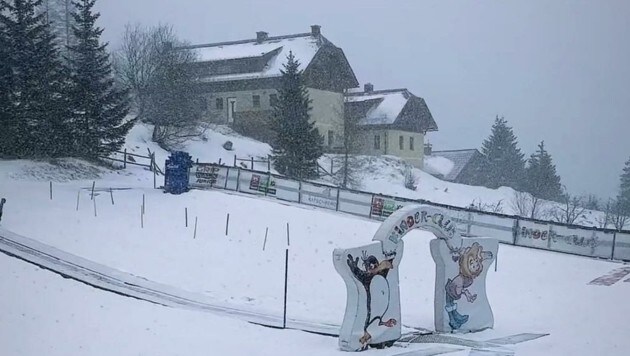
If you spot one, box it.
[0,5,14,157]
[478,116,526,190]
[38,0,75,56]
[617,157,630,215]
[270,52,323,179]
[524,141,563,201]
[66,0,132,158]
[0,0,71,157]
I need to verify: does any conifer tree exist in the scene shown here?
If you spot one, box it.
[0,6,14,157]
[478,116,526,190]
[524,141,563,201]
[0,0,71,157]
[617,157,630,215]
[67,0,131,158]
[270,52,323,179]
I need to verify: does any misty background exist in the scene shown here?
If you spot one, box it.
[95,0,630,199]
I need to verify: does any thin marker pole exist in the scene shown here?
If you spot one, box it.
[262,227,269,251]
[142,194,145,215]
[110,188,114,205]
[90,181,95,200]
[76,190,80,211]
[185,208,188,227]
[49,181,53,200]
[225,213,230,236]
[141,205,144,228]
[283,248,289,329]
[93,197,97,217]
[193,217,198,239]
[286,223,290,246]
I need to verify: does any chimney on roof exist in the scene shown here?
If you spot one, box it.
[424,143,433,156]
[311,25,321,37]
[256,31,268,43]
[364,83,374,93]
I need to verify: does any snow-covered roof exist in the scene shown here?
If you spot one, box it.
[345,89,409,125]
[186,33,326,82]
[424,156,455,177]
[428,149,481,181]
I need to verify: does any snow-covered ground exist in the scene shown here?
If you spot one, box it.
[1,147,629,355]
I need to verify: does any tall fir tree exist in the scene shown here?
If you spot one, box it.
[617,157,630,215]
[0,0,71,157]
[67,0,131,158]
[270,52,323,179]
[0,4,14,157]
[524,141,563,201]
[38,0,76,58]
[478,116,526,189]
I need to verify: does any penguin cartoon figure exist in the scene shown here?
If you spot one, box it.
[346,251,397,350]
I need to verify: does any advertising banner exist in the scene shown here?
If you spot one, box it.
[237,171,276,196]
[189,164,226,188]
[300,183,338,210]
[549,225,613,258]
[370,196,409,220]
[514,219,552,250]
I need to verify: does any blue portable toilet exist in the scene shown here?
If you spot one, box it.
[164,151,193,194]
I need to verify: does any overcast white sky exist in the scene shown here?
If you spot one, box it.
[95,0,630,199]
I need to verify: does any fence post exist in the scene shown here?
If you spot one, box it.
[368,194,375,220]
[123,149,127,169]
[611,231,617,260]
[466,209,472,235]
[298,181,302,203]
[512,218,520,245]
[335,188,341,212]
[233,155,237,167]
[224,167,230,189]
[268,155,271,172]
[235,168,241,192]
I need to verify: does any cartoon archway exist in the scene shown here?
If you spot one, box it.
[333,204,498,351]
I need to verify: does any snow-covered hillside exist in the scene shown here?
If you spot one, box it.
[0,153,629,355]
[122,123,608,227]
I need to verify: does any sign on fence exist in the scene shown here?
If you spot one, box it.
[549,225,613,259]
[370,195,408,219]
[300,182,337,210]
[190,164,223,188]
[514,219,553,250]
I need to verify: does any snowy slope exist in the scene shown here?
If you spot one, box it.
[1,155,629,355]
[123,123,611,228]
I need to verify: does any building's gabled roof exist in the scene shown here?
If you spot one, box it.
[345,88,438,133]
[179,26,358,90]
[428,149,481,181]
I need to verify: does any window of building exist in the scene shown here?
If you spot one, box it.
[374,135,381,150]
[215,98,223,110]
[328,130,334,146]
[269,94,278,107]
[399,136,404,150]
[253,95,261,108]
[409,136,415,151]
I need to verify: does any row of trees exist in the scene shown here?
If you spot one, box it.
[0,0,131,159]
[472,116,629,229]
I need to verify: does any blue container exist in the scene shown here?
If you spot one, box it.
[164,151,193,194]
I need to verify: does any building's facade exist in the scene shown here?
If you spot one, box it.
[182,25,359,150]
[345,85,438,168]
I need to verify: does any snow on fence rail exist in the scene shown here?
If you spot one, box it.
[187,163,630,262]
